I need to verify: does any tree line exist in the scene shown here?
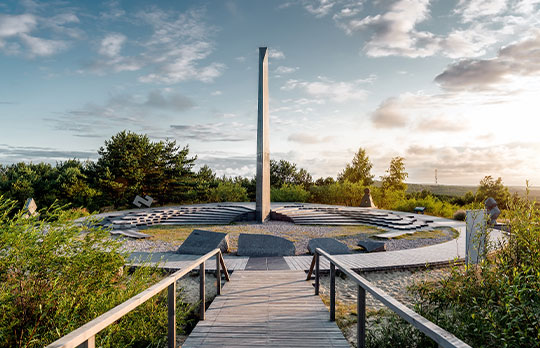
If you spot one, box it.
[0,131,511,217]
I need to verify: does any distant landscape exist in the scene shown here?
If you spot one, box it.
[406,183,540,201]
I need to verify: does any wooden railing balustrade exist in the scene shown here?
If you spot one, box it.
[307,248,471,348]
[47,248,230,348]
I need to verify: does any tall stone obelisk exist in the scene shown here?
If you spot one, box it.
[256,47,270,223]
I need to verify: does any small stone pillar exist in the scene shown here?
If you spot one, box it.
[359,188,376,208]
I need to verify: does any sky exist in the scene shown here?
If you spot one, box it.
[1,0,540,186]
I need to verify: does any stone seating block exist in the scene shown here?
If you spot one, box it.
[307,238,351,255]
[237,233,295,256]
[357,240,387,252]
[176,229,229,255]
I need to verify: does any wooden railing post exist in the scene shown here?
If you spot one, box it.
[200,262,206,320]
[216,253,221,295]
[75,336,94,348]
[357,285,366,348]
[315,252,320,295]
[330,262,335,322]
[167,281,176,348]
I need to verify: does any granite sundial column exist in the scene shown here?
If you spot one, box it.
[256,47,270,223]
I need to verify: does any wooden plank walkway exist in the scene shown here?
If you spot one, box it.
[182,270,351,348]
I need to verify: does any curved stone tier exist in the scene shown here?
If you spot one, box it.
[272,205,434,232]
[102,204,255,230]
[94,203,435,239]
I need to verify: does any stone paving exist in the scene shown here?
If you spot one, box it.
[126,206,505,272]
[94,202,438,239]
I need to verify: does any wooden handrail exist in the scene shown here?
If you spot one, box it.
[307,248,471,348]
[47,248,230,348]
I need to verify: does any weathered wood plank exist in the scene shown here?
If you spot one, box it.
[182,270,350,348]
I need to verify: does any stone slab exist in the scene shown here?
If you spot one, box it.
[176,229,229,255]
[110,229,151,239]
[357,240,387,252]
[237,233,295,257]
[245,257,290,270]
[307,238,351,255]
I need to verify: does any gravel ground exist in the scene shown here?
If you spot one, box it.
[317,268,450,346]
[118,221,457,254]
[318,268,449,310]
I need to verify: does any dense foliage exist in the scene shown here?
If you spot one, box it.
[270,159,312,189]
[368,190,540,347]
[0,198,195,347]
[93,131,198,207]
[337,148,374,186]
[271,183,310,202]
[0,131,514,221]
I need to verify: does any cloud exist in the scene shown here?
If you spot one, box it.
[211,90,222,96]
[281,77,368,102]
[82,7,224,82]
[99,33,126,57]
[0,11,79,57]
[195,152,255,177]
[456,0,508,22]
[0,144,97,164]
[371,92,471,131]
[269,49,285,59]
[299,0,540,59]
[435,30,540,91]
[169,122,254,142]
[371,98,409,128]
[19,33,66,56]
[403,142,540,185]
[302,0,339,17]
[345,0,440,58]
[288,133,334,144]
[144,90,195,111]
[100,1,126,20]
[0,14,36,38]
[275,66,298,74]
[49,90,195,137]
[416,116,468,132]
[136,9,225,83]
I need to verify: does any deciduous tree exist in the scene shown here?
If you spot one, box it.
[338,148,374,186]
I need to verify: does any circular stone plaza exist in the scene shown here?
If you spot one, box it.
[92,202,487,273]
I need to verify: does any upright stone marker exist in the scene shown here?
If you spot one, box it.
[256,47,270,223]
[466,209,487,264]
[24,198,38,218]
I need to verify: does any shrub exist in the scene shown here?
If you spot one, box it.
[370,190,540,347]
[453,209,466,221]
[271,183,310,202]
[208,181,248,202]
[0,198,195,347]
[391,195,459,219]
[309,181,365,206]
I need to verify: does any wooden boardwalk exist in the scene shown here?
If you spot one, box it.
[182,270,351,347]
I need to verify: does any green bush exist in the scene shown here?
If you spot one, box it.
[271,183,310,202]
[391,195,459,219]
[309,181,365,206]
[370,191,540,347]
[208,181,248,202]
[0,198,195,347]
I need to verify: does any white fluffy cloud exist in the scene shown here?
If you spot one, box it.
[269,49,285,59]
[0,12,75,57]
[99,33,126,58]
[281,77,368,102]
[299,0,540,59]
[435,30,540,91]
